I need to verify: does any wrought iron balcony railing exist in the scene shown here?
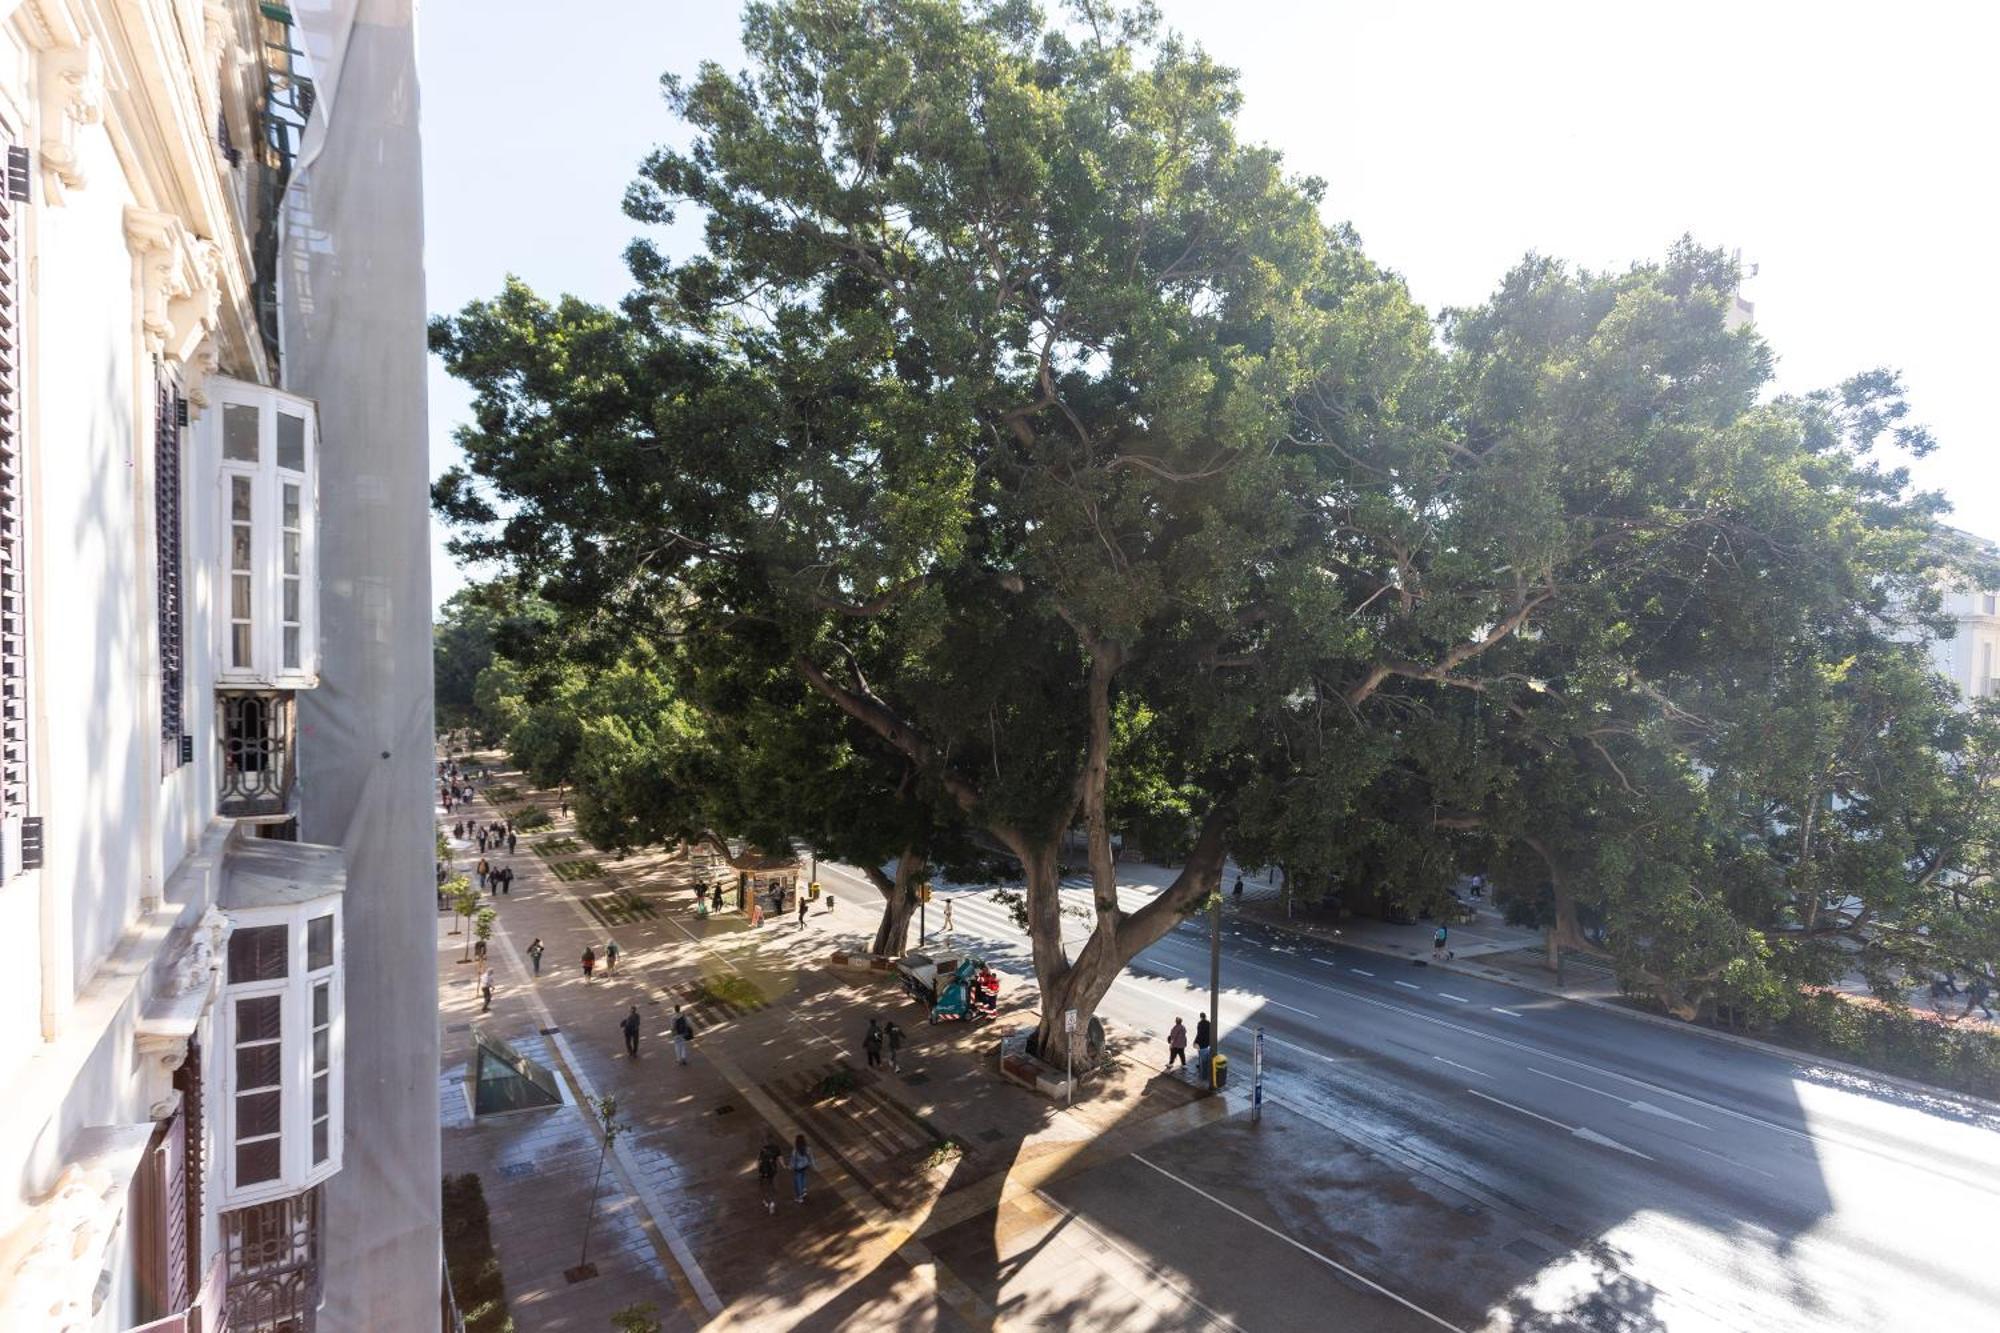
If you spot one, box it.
[218,690,295,820]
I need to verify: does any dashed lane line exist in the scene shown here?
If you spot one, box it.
[1346,966,1374,975]
[1433,1056,1490,1079]
[1491,1007,1522,1017]
[1438,993,1471,1004]
[1394,981,1423,991]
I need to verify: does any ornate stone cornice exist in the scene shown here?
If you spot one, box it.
[124,208,223,364]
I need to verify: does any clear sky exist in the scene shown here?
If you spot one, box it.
[420,1,1997,612]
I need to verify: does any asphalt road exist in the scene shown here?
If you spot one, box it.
[816,862,2000,1331]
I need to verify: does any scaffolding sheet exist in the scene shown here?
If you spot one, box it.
[281,2,440,1328]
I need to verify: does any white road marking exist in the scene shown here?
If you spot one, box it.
[1491,1007,1522,1017]
[1130,1156,1468,1332]
[1677,1139,1780,1181]
[1529,1067,1711,1131]
[1438,993,1471,1003]
[1140,960,1186,976]
[1466,1089,1654,1161]
[1347,966,1374,975]
[1394,981,1423,991]
[1263,998,1318,1018]
[1032,1189,1249,1333]
[1433,1056,1490,1078]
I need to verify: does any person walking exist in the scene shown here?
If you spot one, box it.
[1233,874,1244,903]
[507,830,517,855]
[1966,977,1995,1021]
[479,967,494,1013]
[477,857,491,894]
[798,894,810,928]
[711,881,724,913]
[581,946,596,982]
[1432,924,1450,962]
[941,897,954,937]
[790,1134,814,1203]
[1166,1017,1188,1070]
[500,865,513,896]
[527,937,544,975]
[885,1019,905,1072]
[863,1018,884,1069]
[1193,1013,1212,1080]
[757,1137,783,1214]
[749,898,764,929]
[671,1005,694,1065]
[604,938,620,973]
[621,1005,643,1058]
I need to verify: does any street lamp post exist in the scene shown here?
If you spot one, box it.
[1208,890,1222,1086]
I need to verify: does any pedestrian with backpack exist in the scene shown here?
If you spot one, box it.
[527,937,544,975]
[604,938,620,973]
[1433,924,1451,962]
[757,1138,783,1214]
[863,1018,884,1069]
[790,1134,814,1203]
[671,1005,694,1065]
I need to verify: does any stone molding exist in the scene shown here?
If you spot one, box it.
[29,2,105,205]
[124,206,223,373]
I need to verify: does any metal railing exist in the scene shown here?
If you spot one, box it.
[218,691,295,819]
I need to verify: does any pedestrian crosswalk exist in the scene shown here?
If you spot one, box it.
[912,876,1204,956]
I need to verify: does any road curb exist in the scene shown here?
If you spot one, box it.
[1243,909,2000,1117]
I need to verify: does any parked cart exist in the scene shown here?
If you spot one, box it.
[897,950,1001,1024]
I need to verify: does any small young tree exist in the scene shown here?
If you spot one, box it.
[472,908,497,966]
[609,1302,661,1333]
[446,875,476,938]
[569,1094,624,1282]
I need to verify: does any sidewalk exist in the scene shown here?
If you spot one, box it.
[439,756,1652,1330]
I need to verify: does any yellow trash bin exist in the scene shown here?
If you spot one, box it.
[1209,1052,1228,1090]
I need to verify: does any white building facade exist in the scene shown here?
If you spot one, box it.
[0,2,436,1330]
[1929,529,2000,702]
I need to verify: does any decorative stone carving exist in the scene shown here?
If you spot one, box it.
[0,1126,154,1333]
[124,210,225,364]
[36,33,104,205]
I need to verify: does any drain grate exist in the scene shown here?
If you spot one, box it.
[714,1103,736,1116]
[539,1026,560,1035]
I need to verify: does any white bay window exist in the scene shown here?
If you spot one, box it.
[206,380,318,688]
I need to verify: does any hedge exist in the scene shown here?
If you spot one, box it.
[442,1173,515,1333]
[1767,992,2000,1100]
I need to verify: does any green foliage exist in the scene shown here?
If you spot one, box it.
[811,1067,859,1100]
[441,1173,515,1333]
[534,837,582,858]
[484,783,519,802]
[473,908,497,945]
[429,0,2000,1049]
[1766,992,2000,1100]
[610,1303,663,1333]
[508,806,553,832]
[918,1138,969,1173]
[693,972,765,1010]
[548,859,603,882]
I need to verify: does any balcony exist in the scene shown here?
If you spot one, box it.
[219,690,295,821]
[203,377,319,690]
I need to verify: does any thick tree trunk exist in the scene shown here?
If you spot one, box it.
[865,849,927,958]
[1030,813,1229,1066]
[1525,834,1605,971]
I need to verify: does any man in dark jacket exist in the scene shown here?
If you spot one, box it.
[621,1005,642,1057]
[1194,1013,1213,1081]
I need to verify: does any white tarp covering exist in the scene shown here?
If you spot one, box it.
[279,2,441,1327]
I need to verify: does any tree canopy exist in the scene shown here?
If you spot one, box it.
[432,0,1997,1055]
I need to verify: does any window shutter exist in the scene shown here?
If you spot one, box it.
[20,814,41,870]
[157,377,187,770]
[3,147,25,205]
[0,130,28,870]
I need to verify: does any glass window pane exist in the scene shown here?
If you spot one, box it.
[312,1073,328,1119]
[233,575,253,619]
[277,413,306,472]
[309,921,333,973]
[236,1139,280,1185]
[312,1120,328,1165]
[236,1089,282,1138]
[282,531,300,576]
[231,476,253,521]
[282,484,301,528]
[231,527,252,571]
[228,926,289,983]
[223,405,260,462]
[234,994,282,1041]
[311,1029,328,1072]
[283,628,300,670]
[231,624,253,669]
[282,580,300,621]
[235,1041,283,1091]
